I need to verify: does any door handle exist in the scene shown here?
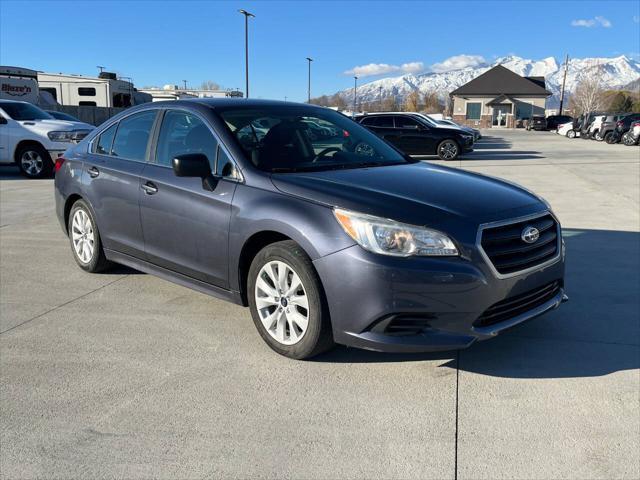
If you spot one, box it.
[88,166,100,178]
[141,181,158,195]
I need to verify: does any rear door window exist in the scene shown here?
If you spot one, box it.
[111,110,157,162]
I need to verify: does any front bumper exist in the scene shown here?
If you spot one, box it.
[313,239,565,353]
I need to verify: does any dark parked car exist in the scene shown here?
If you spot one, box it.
[356,113,474,159]
[615,112,640,135]
[598,114,627,143]
[527,116,547,131]
[545,115,573,131]
[55,99,566,359]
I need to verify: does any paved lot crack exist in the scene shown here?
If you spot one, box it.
[0,276,127,335]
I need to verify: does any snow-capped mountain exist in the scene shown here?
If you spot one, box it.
[333,55,640,109]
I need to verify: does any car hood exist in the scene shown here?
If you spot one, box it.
[271,162,544,227]
[19,119,94,132]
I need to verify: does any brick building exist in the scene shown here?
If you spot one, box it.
[450,65,551,128]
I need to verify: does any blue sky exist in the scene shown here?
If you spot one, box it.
[1,0,639,101]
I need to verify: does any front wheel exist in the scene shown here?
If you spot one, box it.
[68,200,112,272]
[16,144,52,179]
[566,130,576,139]
[604,132,617,144]
[437,139,460,160]
[594,131,604,141]
[247,240,334,359]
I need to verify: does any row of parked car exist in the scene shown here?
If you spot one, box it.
[548,112,640,146]
[0,100,95,178]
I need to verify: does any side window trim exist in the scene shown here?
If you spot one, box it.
[215,145,243,183]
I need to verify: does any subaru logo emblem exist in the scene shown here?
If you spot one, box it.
[521,226,540,244]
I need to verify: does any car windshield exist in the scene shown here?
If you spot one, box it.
[218,105,412,173]
[0,102,53,121]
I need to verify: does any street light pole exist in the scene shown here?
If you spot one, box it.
[353,76,358,115]
[306,57,313,103]
[239,9,255,98]
[182,79,187,90]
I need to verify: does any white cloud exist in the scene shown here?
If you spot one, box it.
[571,16,612,28]
[430,54,486,73]
[344,61,424,77]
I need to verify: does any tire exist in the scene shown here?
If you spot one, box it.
[247,240,334,359]
[604,132,616,144]
[437,139,460,160]
[67,199,111,273]
[594,130,604,141]
[622,133,636,146]
[566,130,576,139]
[16,144,53,179]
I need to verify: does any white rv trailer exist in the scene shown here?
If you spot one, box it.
[139,85,243,102]
[0,66,40,104]
[37,71,138,108]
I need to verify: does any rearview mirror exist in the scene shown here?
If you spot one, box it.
[172,153,211,178]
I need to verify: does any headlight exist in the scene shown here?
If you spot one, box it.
[47,130,89,143]
[333,208,459,257]
[47,131,75,142]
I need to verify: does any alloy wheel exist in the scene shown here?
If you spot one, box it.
[254,260,309,345]
[20,150,44,177]
[439,141,458,160]
[71,209,95,264]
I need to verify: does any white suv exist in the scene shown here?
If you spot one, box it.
[0,100,93,178]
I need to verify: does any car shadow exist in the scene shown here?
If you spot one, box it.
[313,229,640,379]
[462,150,544,161]
[0,165,51,181]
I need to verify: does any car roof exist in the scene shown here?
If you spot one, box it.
[148,98,313,109]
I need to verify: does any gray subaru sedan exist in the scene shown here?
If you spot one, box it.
[54,99,566,359]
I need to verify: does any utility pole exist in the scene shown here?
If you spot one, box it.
[379,85,383,111]
[353,76,358,116]
[96,66,105,74]
[239,9,255,98]
[306,57,313,103]
[182,79,188,90]
[559,54,569,115]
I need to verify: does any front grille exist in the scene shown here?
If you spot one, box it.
[480,214,559,275]
[474,281,561,327]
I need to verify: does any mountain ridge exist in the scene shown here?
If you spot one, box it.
[332,55,640,109]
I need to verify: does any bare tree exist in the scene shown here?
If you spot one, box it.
[329,93,347,110]
[381,96,399,112]
[570,64,605,114]
[422,90,442,113]
[200,80,221,91]
[403,90,421,112]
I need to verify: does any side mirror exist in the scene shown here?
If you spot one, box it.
[172,153,211,178]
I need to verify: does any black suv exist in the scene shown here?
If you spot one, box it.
[599,114,627,143]
[545,115,573,131]
[356,113,474,160]
[527,116,547,131]
[616,113,640,135]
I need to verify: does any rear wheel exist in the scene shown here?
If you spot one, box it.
[594,130,604,141]
[622,133,637,146]
[437,139,459,160]
[247,240,334,359]
[67,200,112,273]
[604,132,616,144]
[566,130,576,139]
[16,144,52,179]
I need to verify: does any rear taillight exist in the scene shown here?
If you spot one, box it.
[54,156,66,174]
[616,120,624,127]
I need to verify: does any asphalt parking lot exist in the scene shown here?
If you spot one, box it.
[1,129,638,479]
